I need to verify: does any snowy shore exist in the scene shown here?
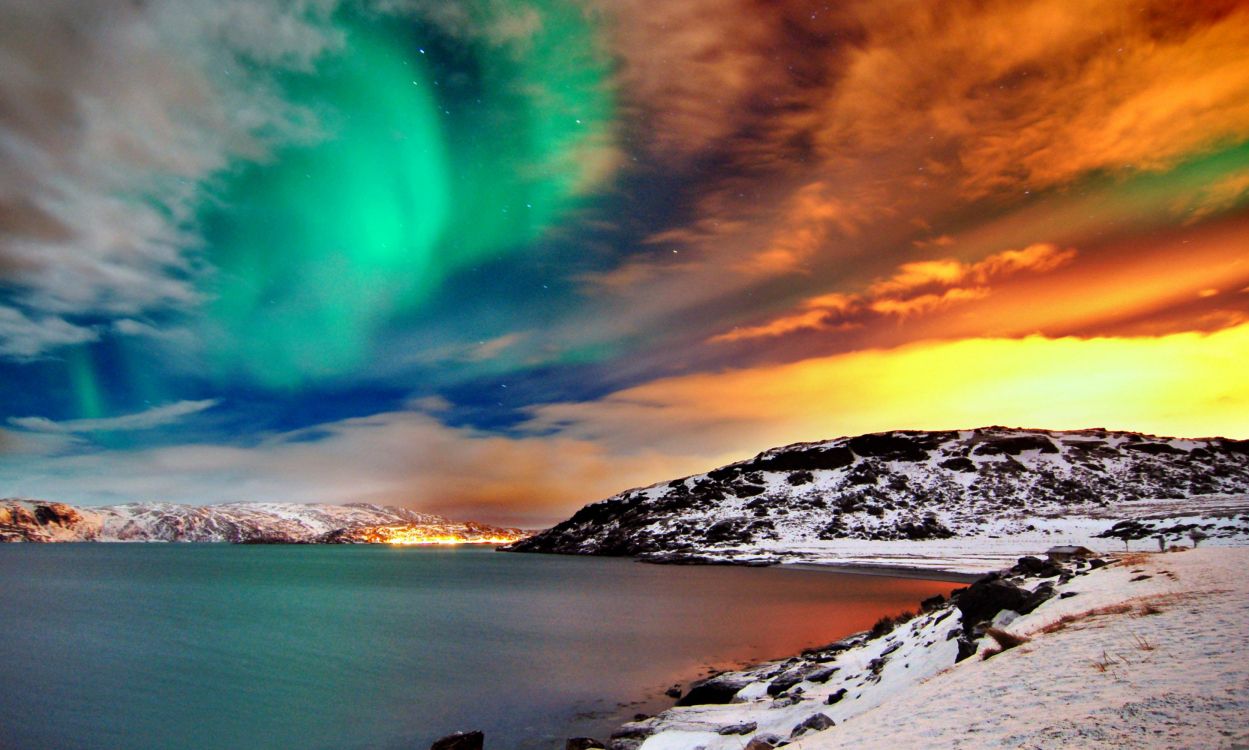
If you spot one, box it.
[608,546,1249,750]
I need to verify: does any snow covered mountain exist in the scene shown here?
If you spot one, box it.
[507,428,1249,564]
[0,500,528,544]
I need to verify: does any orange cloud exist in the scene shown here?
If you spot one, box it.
[709,308,845,344]
[812,0,1249,197]
[740,182,874,275]
[712,243,1076,341]
[867,287,990,318]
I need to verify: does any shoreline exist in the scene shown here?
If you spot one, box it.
[777,560,981,583]
[592,546,1249,750]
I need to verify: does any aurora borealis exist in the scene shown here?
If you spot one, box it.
[1,0,1247,524]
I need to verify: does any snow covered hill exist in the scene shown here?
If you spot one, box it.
[506,428,1249,569]
[0,500,528,544]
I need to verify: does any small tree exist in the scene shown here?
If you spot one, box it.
[1189,529,1208,548]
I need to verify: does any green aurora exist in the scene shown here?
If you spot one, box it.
[200,4,614,388]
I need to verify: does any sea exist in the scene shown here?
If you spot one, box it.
[0,544,958,750]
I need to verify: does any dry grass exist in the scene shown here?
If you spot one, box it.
[1116,552,1152,566]
[869,610,915,638]
[1091,649,1120,673]
[986,627,1030,650]
[1035,591,1204,635]
[1131,633,1155,651]
[981,627,1031,660]
[1038,602,1134,634]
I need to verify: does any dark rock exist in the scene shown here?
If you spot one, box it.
[567,739,605,750]
[938,457,977,472]
[1124,442,1185,455]
[744,733,784,750]
[1019,582,1057,614]
[1013,556,1047,574]
[790,713,835,738]
[920,593,946,611]
[767,663,837,696]
[746,446,855,472]
[955,637,978,662]
[676,674,753,706]
[608,724,655,750]
[955,579,1031,627]
[973,436,1058,455]
[717,722,757,736]
[1089,558,1108,569]
[848,433,931,461]
[1130,574,1152,582]
[1060,591,1078,599]
[664,685,681,699]
[825,688,847,705]
[431,731,483,750]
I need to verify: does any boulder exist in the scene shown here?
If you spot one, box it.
[566,739,604,750]
[790,713,835,738]
[431,731,483,750]
[1013,556,1047,574]
[824,688,848,705]
[744,734,784,750]
[717,722,757,736]
[766,663,838,696]
[954,579,1031,628]
[608,724,655,750]
[676,674,753,706]
[664,685,682,698]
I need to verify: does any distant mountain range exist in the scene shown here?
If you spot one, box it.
[506,428,1249,562]
[0,501,529,545]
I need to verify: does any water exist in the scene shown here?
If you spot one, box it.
[0,545,957,750]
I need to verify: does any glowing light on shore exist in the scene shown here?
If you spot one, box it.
[341,523,530,546]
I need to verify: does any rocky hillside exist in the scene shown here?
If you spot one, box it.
[506,428,1249,559]
[0,500,528,544]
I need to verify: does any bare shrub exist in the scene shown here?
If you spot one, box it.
[1091,650,1119,673]
[986,627,1030,650]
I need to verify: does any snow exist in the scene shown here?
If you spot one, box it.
[0,499,522,543]
[515,428,1249,564]
[624,547,1249,750]
[795,546,1249,749]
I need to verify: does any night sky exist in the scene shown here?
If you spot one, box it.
[1,0,1247,525]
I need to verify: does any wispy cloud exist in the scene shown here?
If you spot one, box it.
[0,0,341,341]
[711,243,1076,342]
[8,399,220,434]
[0,306,98,357]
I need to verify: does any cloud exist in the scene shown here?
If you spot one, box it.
[0,306,98,357]
[6,324,1246,525]
[0,0,340,335]
[581,0,1249,337]
[8,399,220,433]
[741,182,878,275]
[802,0,1249,197]
[711,243,1076,342]
[0,408,703,527]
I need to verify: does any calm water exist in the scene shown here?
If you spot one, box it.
[0,545,956,750]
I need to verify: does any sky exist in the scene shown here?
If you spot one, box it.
[1,0,1247,526]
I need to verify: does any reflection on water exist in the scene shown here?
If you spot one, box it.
[0,545,957,750]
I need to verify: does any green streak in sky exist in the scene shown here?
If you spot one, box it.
[200,3,615,388]
[68,348,103,420]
